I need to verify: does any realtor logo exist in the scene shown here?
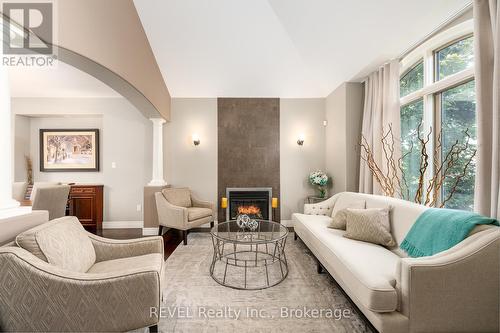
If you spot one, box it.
[2,2,53,55]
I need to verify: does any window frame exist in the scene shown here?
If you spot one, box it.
[399,19,475,208]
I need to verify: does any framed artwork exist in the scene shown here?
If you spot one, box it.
[40,129,100,172]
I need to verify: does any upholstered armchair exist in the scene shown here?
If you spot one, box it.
[155,187,215,245]
[0,216,164,332]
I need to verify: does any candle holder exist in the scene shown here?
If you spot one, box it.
[271,197,278,223]
[221,197,228,222]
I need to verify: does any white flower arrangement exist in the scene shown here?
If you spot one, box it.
[309,170,328,186]
[309,170,329,198]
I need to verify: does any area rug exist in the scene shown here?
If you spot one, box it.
[156,233,373,332]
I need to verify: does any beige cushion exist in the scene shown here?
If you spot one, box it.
[162,188,192,208]
[293,213,399,312]
[329,199,365,230]
[344,208,396,247]
[16,216,96,272]
[187,207,212,221]
[87,253,163,274]
[331,197,365,218]
[332,192,428,246]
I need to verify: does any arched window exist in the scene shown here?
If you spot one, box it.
[399,20,475,210]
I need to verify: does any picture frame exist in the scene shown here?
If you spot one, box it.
[39,129,100,172]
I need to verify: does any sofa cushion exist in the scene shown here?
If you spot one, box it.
[333,192,427,246]
[162,188,192,208]
[87,253,163,274]
[331,196,365,218]
[344,208,396,247]
[16,216,96,272]
[187,207,212,221]
[293,213,399,313]
[329,209,350,230]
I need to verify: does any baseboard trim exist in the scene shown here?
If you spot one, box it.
[142,227,159,236]
[102,221,144,229]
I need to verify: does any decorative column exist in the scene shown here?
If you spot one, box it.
[0,26,20,210]
[148,118,167,186]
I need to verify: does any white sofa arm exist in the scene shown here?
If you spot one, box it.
[397,229,500,333]
[303,193,340,216]
[155,192,188,230]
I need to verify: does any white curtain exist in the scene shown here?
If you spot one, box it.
[359,60,401,195]
[474,0,500,219]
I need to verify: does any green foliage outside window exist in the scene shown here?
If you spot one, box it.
[436,36,474,80]
[441,81,477,210]
[400,99,423,201]
[400,62,423,97]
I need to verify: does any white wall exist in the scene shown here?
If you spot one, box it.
[164,98,218,213]
[12,98,152,223]
[280,98,326,221]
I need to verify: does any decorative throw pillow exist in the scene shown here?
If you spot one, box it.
[328,209,349,230]
[343,208,396,247]
[328,199,366,230]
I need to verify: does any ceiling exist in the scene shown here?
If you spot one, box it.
[134,0,471,98]
[8,60,120,98]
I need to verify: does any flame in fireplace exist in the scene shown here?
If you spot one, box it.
[238,205,262,216]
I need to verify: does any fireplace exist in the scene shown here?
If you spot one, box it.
[226,187,272,221]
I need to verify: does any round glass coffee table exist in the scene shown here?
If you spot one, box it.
[210,219,288,290]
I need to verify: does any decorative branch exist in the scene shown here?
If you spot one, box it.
[25,156,33,185]
[360,123,476,207]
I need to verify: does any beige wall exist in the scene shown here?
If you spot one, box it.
[14,115,31,182]
[280,98,326,221]
[164,98,218,213]
[12,98,153,223]
[325,82,364,194]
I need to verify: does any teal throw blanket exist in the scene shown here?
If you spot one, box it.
[400,208,499,258]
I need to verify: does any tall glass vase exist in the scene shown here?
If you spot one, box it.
[317,186,326,198]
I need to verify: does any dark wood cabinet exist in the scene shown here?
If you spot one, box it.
[68,185,103,229]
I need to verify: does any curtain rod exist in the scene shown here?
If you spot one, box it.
[397,1,473,61]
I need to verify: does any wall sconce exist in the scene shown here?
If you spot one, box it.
[297,134,305,146]
[192,134,200,146]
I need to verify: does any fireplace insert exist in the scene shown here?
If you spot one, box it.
[226,188,272,221]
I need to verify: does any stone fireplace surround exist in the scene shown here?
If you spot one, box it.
[217,98,280,222]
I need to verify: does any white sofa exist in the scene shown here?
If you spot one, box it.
[292,192,500,333]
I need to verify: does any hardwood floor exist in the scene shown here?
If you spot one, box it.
[93,227,183,260]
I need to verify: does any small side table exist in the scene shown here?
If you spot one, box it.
[306,196,330,204]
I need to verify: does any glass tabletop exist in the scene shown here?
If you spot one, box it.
[211,219,288,244]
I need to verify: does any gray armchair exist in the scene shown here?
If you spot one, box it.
[0,216,164,332]
[31,185,70,220]
[155,187,215,245]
